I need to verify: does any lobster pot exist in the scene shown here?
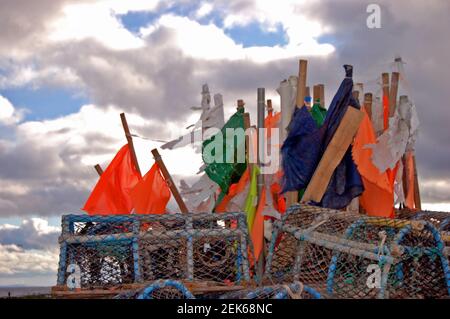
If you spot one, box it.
[265,204,450,299]
[402,210,450,264]
[56,212,253,291]
[410,211,450,233]
[219,282,322,299]
[57,215,137,289]
[114,280,195,299]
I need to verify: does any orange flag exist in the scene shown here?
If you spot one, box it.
[83,144,141,215]
[353,109,394,217]
[215,167,250,213]
[264,111,281,138]
[251,187,266,261]
[130,162,171,214]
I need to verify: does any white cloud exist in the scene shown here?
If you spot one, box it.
[0,218,60,250]
[101,0,163,15]
[47,2,146,50]
[141,14,334,62]
[196,2,214,18]
[0,95,23,125]
[0,244,58,276]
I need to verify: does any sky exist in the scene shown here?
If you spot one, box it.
[0,0,449,286]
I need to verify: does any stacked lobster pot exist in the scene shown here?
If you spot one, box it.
[264,204,450,299]
[114,280,322,299]
[53,212,254,298]
[403,210,450,264]
[219,281,322,299]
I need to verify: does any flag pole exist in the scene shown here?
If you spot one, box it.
[364,93,373,121]
[318,84,325,108]
[151,148,189,213]
[381,73,390,130]
[412,153,422,210]
[286,59,308,207]
[120,113,142,177]
[94,164,104,176]
[389,72,400,117]
[256,87,266,286]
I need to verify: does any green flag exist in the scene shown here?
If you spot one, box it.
[310,99,327,127]
[203,108,247,197]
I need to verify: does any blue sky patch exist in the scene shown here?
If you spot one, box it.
[225,22,288,48]
[119,11,160,34]
[0,87,88,122]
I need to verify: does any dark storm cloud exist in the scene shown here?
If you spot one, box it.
[301,0,450,192]
[0,218,59,250]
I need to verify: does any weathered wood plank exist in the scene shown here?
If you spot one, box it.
[301,106,364,203]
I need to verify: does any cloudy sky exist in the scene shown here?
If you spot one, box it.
[0,0,449,286]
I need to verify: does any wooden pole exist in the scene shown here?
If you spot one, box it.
[243,112,251,163]
[381,73,390,129]
[382,73,390,98]
[296,59,308,108]
[319,84,325,108]
[94,164,104,176]
[120,113,142,177]
[266,99,273,114]
[287,59,308,207]
[364,93,373,120]
[256,88,266,285]
[257,88,265,198]
[237,99,245,111]
[399,96,409,207]
[302,107,364,203]
[151,148,189,213]
[412,154,422,210]
[305,86,310,98]
[389,72,400,117]
[313,85,321,104]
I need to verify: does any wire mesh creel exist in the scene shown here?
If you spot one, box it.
[265,204,450,299]
[56,212,254,290]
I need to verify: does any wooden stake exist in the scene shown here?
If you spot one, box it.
[243,112,251,163]
[389,72,400,117]
[318,84,325,108]
[120,113,142,177]
[256,88,266,286]
[287,59,308,207]
[364,93,373,120]
[94,164,104,176]
[237,99,245,111]
[151,148,189,213]
[313,85,321,103]
[381,73,389,131]
[305,86,311,98]
[266,99,273,114]
[399,96,409,207]
[412,154,422,210]
[296,59,308,107]
[302,107,364,203]
[382,73,390,98]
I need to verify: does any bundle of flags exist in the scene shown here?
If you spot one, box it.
[83,145,171,215]
[81,59,421,267]
[281,65,364,209]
